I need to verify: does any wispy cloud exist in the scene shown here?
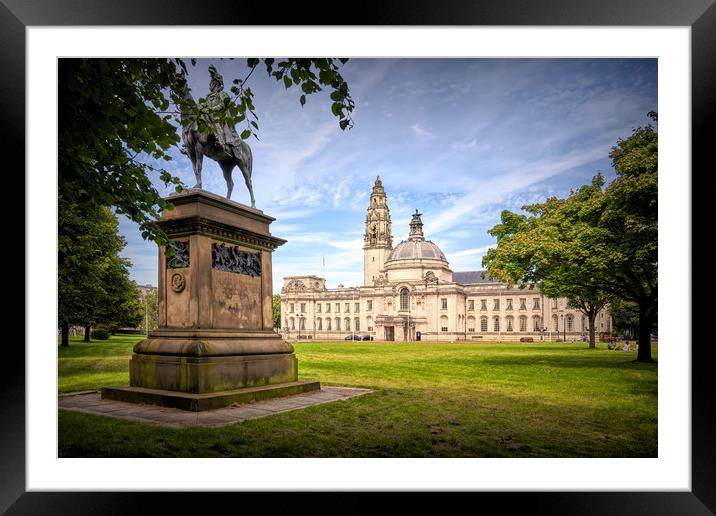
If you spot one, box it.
[410,123,435,140]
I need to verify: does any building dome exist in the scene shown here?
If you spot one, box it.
[386,239,447,263]
[385,209,448,264]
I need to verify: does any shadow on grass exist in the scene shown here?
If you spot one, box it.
[478,355,657,370]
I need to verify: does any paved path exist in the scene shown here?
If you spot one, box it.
[58,386,373,428]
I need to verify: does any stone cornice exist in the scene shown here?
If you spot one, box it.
[159,216,287,251]
[166,189,276,224]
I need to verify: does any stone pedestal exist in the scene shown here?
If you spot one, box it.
[102,189,319,411]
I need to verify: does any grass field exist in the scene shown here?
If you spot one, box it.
[58,335,657,457]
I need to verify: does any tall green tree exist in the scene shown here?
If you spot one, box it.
[58,200,140,345]
[483,112,657,361]
[59,58,354,247]
[273,294,282,330]
[599,112,658,361]
[483,176,611,349]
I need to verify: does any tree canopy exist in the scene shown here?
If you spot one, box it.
[483,112,658,361]
[58,199,142,345]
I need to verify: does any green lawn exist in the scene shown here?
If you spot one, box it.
[58,335,657,457]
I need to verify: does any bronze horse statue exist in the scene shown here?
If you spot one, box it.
[178,70,256,208]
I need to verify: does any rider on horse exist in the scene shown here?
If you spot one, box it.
[198,65,240,156]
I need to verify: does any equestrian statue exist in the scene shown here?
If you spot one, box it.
[178,65,256,208]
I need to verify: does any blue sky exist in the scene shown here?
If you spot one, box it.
[119,58,657,293]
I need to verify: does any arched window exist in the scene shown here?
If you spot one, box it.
[344,317,351,331]
[552,314,559,332]
[400,288,410,311]
[519,315,527,332]
[354,318,360,332]
[290,317,295,330]
[480,316,488,332]
[440,315,448,332]
[326,318,331,331]
[506,316,514,332]
[533,315,542,332]
[317,318,323,330]
[493,316,500,332]
[299,318,305,330]
[566,314,574,332]
[335,318,341,331]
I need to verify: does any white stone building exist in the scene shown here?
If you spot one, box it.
[281,177,611,342]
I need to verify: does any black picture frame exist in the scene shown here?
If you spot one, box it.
[5,0,712,513]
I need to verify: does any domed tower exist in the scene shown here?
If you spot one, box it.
[384,209,453,283]
[363,176,393,286]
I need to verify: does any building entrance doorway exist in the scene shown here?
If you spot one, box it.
[385,326,394,341]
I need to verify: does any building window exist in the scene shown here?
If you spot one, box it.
[367,300,373,311]
[345,303,350,313]
[290,303,294,313]
[300,303,306,313]
[334,318,341,331]
[290,317,295,330]
[506,299,513,311]
[506,316,514,332]
[355,302,360,313]
[326,303,331,313]
[335,303,340,313]
[519,315,527,332]
[344,317,351,331]
[481,299,487,311]
[300,318,305,330]
[552,314,559,332]
[467,316,475,332]
[533,316,542,332]
[493,316,500,332]
[440,315,448,332]
[468,299,474,311]
[480,316,488,332]
[519,298,526,310]
[354,318,360,332]
[493,299,500,311]
[566,314,574,332]
[366,316,373,332]
[317,304,322,313]
[326,318,331,331]
[533,298,540,310]
[582,316,588,332]
[317,318,322,330]
[400,288,410,311]
[441,298,447,310]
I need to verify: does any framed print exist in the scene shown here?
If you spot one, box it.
[5,0,713,513]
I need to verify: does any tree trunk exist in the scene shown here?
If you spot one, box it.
[636,308,654,363]
[588,313,597,349]
[84,324,91,342]
[60,323,69,347]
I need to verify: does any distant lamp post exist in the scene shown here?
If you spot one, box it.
[560,314,565,342]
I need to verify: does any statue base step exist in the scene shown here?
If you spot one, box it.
[127,351,300,394]
[101,381,321,412]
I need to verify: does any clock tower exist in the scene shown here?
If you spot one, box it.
[363,176,393,286]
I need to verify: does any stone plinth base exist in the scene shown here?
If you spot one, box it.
[101,380,321,412]
[129,352,299,394]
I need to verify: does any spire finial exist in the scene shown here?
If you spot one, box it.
[408,209,425,241]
